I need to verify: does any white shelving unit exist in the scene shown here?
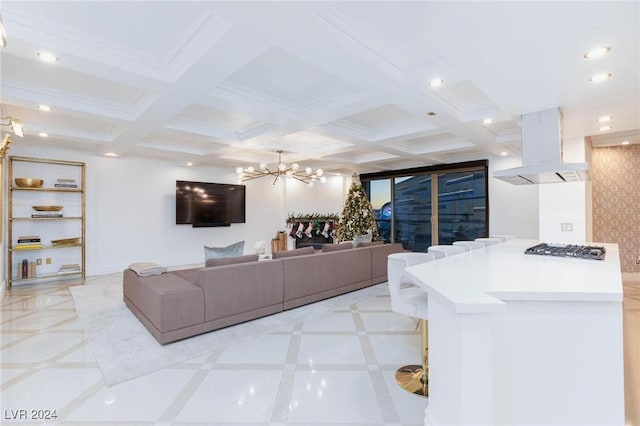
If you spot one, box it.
[7,156,86,289]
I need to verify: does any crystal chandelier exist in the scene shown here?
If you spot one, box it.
[236,150,326,187]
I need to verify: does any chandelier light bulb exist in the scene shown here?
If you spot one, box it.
[316,169,324,177]
[278,163,287,172]
[259,162,267,170]
[292,163,299,171]
[247,166,255,173]
[305,166,313,174]
[236,167,244,174]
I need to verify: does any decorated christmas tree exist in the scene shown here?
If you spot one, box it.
[337,178,379,242]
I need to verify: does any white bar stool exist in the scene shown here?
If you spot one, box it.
[428,245,467,259]
[475,237,504,246]
[453,241,486,251]
[387,252,435,396]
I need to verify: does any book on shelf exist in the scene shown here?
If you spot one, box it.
[55,178,78,188]
[17,235,41,243]
[14,243,43,250]
[32,213,63,218]
[58,264,81,274]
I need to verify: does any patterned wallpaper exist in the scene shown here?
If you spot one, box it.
[592,145,640,273]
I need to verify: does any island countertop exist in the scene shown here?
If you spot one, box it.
[404,239,623,313]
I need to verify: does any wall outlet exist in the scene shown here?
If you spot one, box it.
[45,257,52,265]
[561,222,573,232]
[36,258,42,265]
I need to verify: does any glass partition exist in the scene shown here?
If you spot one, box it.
[437,170,487,244]
[393,175,432,251]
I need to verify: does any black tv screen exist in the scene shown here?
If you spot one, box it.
[176,180,246,226]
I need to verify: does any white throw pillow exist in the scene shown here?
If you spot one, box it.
[204,240,245,260]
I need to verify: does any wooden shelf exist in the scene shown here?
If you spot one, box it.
[10,186,83,193]
[11,243,82,252]
[11,271,83,282]
[10,216,83,221]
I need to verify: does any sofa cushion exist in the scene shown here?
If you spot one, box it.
[205,254,258,267]
[356,240,384,248]
[272,246,315,259]
[322,242,353,252]
[204,241,244,259]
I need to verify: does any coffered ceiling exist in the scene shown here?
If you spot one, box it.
[1,1,639,174]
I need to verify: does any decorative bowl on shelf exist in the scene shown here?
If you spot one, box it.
[51,237,81,246]
[15,178,44,188]
[32,205,63,211]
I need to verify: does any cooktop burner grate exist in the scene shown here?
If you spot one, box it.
[524,243,606,260]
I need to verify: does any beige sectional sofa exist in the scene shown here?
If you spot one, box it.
[123,242,404,344]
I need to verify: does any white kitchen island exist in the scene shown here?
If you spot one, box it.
[405,239,624,426]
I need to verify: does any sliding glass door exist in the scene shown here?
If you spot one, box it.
[393,175,432,251]
[361,161,488,252]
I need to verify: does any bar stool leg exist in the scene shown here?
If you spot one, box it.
[395,319,429,397]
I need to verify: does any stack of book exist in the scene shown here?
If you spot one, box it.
[32,210,63,218]
[15,235,42,250]
[58,264,81,275]
[54,178,78,189]
[19,259,38,279]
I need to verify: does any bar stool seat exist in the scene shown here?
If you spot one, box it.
[427,245,467,259]
[387,252,434,396]
[453,241,486,251]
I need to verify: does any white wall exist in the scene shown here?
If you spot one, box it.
[489,157,539,239]
[5,145,347,279]
[538,137,589,243]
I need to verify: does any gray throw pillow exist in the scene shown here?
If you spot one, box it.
[322,242,353,252]
[353,233,373,247]
[272,246,315,259]
[357,240,384,248]
[204,241,245,260]
[205,254,258,267]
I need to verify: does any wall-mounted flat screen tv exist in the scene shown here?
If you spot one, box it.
[176,180,246,226]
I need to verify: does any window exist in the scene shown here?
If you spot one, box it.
[361,160,488,251]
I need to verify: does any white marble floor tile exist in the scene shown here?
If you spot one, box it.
[360,312,417,332]
[1,294,72,311]
[2,332,86,363]
[297,335,366,365]
[0,368,28,385]
[49,317,84,331]
[1,310,77,330]
[355,295,392,311]
[55,342,98,364]
[217,334,291,364]
[287,370,384,424]
[368,335,421,365]
[66,369,193,422]
[382,369,429,425]
[1,368,103,414]
[302,312,357,332]
[176,370,282,423]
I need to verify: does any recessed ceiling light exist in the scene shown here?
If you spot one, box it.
[38,132,48,138]
[500,151,508,156]
[427,111,436,116]
[104,152,118,157]
[186,162,193,166]
[37,51,58,63]
[483,118,493,125]
[599,125,612,131]
[428,78,444,87]
[621,141,630,145]
[589,73,612,83]
[37,104,51,112]
[584,46,611,59]
[597,115,612,123]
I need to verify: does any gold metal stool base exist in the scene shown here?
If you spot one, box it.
[395,365,428,396]
[395,318,429,397]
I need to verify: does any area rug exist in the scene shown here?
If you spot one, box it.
[69,278,387,386]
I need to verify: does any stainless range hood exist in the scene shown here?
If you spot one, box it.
[493,108,589,185]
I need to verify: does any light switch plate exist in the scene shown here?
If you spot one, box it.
[561,223,573,232]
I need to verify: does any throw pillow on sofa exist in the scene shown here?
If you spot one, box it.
[272,246,315,259]
[322,242,354,252]
[353,233,373,247]
[205,254,259,267]
[204,241,244,260]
